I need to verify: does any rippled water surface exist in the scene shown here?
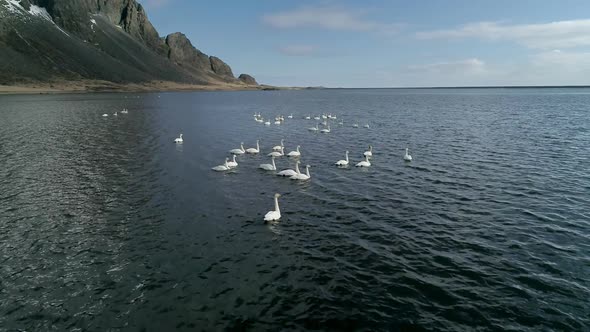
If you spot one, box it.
[1,88,589,331]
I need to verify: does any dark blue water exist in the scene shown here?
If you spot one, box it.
[1,88,589,331]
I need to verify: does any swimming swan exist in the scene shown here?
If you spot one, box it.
[174,134,183,143]
[291,162,311,180]
[404,147,413,161]
[277,162,298,177]
[287,145,301,157]
[363,145,373,157]
[227,155,238,168]
[229,142,245,155]
[272,139,284,151]
[355,155,371,167]
[264,193,281,222]
[259,156,277,171]
[308,123,319,131]
[246,140,260,154]
[268,147,284,157]
[212,158,230,171]
[320,125,331,133]
[335,151,349,166]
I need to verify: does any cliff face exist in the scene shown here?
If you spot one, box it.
[0,0,258,86]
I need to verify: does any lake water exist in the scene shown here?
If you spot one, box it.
[0,88,589,331]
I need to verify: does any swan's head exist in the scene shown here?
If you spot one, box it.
[345,150,349,154]
[296,160,301,164]
[180,134,183,137]
[280,139,284,144]
[274,193,281,198]
[306,165,311,168]
[297,145,300,149]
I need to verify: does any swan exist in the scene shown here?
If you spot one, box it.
[355,155,371,167]
[288,114,293,119]
[264,193,281,222]
[268,147,284,157]
[264,120,271,126]
[335,151,349,166]
[277,162,298,177]
[320,125,331,133]
[304,115,311,120]
[212,158,231,171]
[229,142,245,155]
[308,123,319,131]
[259,156,277,171]
[174,133,183,143]
[102,113,108,117]
[272,139,284,151]
[364,124,370,128]
[404,147,413,161]
[291,162,311,180]
[364,145,373,157]
[352,123,358,128]
[121,109,128,114]
[280,115,285,121]
[246,140,260,154]
[113,111,118,116]
[287,145,301,157]
[314,115,320,120]
[322,114,328,119]
[274,120,281,125]
[227,155,238,168]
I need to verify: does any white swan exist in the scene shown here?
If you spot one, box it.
[287,145,301,157]
[277,162,298,177]
[264,193,281,222]
[121,108,128,114]
[274,120,281,125]
[304,115,311,120]
[212,158,231,171]
[272,139,284,151]
[246,140,260,154]
[291,161,311,180]
[174,133,183,143]
[364,145,373,157]
[268,147,284,157]
[308,123,319,131]
[102,113,108,117]
[264,120,271,126]
[314,115,320,120]
[364,123,370,128]
[404,147,413,161]
[322,114,328,119]
[227,155,238,168]
[320,125,331,133]
[113,111,118,116]
[288,114,293,119]
[335,151,349,166]
[352,123,358,128]
[229,142,245,155]
[259,156,277,171]
[355,155,371,167]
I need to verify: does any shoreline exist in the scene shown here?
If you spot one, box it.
[0,80,295,95]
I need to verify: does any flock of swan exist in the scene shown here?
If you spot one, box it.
[174,112,413,222]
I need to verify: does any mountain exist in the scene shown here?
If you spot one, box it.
[0,0,260,90]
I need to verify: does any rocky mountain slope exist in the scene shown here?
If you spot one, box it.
[0,0,258,88]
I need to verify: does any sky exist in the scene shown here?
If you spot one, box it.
[140,0,590,87]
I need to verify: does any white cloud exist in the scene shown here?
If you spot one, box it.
[262,5,401,34]
[277,45,317,56]
[416,19,590,49]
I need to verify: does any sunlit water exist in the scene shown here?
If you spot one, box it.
[1,89,589,331]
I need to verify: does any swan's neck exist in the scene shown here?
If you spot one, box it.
[306,167,310,177]
[256,142,259,150]
[345,153,349,162]
[271,158,276,168]
[295,163,300,174]
[232,155,236,162]
[274,196,280,213]
[240,144,244,151]
[405,148,409,155]
[296,146,300,152]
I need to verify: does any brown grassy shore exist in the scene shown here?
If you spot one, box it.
[0,80,291,95]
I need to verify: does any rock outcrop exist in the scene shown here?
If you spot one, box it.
[238,74,258,85]
[0,0,258,86]
[165,32,211,71]
[210,56,234,79]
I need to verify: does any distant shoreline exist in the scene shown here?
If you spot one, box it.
[0,80,308,95]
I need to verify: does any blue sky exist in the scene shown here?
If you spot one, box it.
[140,0,590,87]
